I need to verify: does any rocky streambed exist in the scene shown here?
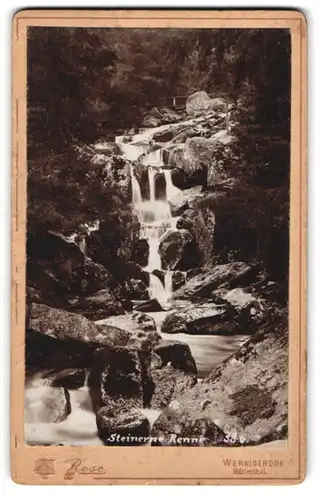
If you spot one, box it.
[26,99,288,447]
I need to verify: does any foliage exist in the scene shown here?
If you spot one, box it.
[27,27,291,283]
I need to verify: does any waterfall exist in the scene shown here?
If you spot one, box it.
[130,166,142,204]
[164,272,173,298]
[142,148,163,166]
[117,129,182,307]
[148,168,156,202]
[145,239,161,272]
[164,169,180,201]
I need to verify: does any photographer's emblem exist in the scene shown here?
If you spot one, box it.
[34,458,56,479]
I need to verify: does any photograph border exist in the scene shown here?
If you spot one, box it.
[11,9,307,485]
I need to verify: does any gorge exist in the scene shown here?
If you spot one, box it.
[25,100,288,448]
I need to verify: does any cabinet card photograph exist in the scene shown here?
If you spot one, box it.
[11,9,307,485]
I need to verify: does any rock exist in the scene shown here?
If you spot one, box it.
[26,329,95,371]
[26,285,65,310]
[167,144,185,170]
[159,229,193,270]
[103,155,132,200]
[51,369,87,390]
[152,319,288,446]
[214,288,266,330]
[132,238,149,267]
[161,303,238,334]
[154,340,198,374]
[171,167,188,189]
[134,299,164,313]
[92,141,122,155]
[150,341,198,409]
[206,141,234,188]
[132,164,150,200]
[210,97,227,112]
[176,209,197,231]
[186,91,226,115]
[218,288,263,314]
[89,346,144,413]
[71,288,125,321]
[117,262,149,287]
[172,262,255,301]
[127,329,161,354]
[79,258,115,294]
[27,230,84,263]
[141,107,183,128]
[27,233,114,300]
[172,271,187,292]
[152,129,174,142]
[176,204,216,264]
[86,212,140,280]
[28,303,130,348]
[152,269,165,286]
[96,407,150,446]
[123,278,150,301]
[25,386,71,423]
[183,137,218,175]
[96,311,157,335]
[169,186,203,216]
[154,172,166,200]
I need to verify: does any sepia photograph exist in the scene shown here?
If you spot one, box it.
[24,26,291,449]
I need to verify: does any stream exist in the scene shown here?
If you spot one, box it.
[25,120,248,446]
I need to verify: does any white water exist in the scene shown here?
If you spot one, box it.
[26,117,253,447]
[25,375,103,446]
[117,128,181,306]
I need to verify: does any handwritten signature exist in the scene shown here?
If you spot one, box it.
[64,458,107,480]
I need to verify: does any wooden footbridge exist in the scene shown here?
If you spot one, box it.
[148,93,218,110]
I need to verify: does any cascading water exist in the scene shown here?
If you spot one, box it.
[116,132,181,307]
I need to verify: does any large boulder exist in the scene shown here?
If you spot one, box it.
[103,155,132,201]
[186,91,226,115]
[176,209,197,231]
[28,303,130,348]
[96,311,160,358]
[172,262,255,301]
[169,186,203,216]
[79,258,116,295]
[152,129,175,143]
[141,107,183,128]
[25,385,71,424]
[70,288,125,321]
[169,186,202,216]
[150,340,198,409]
[27,232,114,301]
[92,141,122,156]
[172,271,187,292]
[76,146,132,200]
[158,229,193,270]
[86,212,140,279]
[132,164,149,200]
[123,278,150,301]
[51,369,87,390]
[89,346,144,413]
[25,330,95,371]
[96,407,150,445]
[161,303,237,334]
[176,204,215,264]
[134,298,164,313]
[216,288,264,315]
[154,172,166,200]
[132,238,149,267]
[152,319,288,446]
[183,137,218,175]
[96,311,158,338]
